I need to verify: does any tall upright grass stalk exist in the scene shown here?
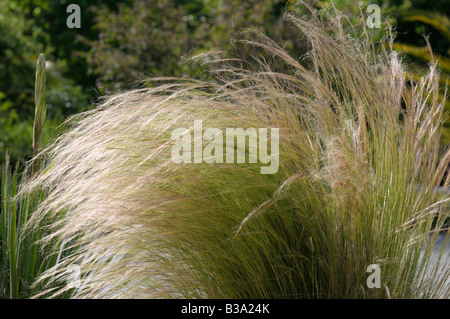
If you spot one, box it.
[0,53,66,298]
[32,53,47,173]
[23,3,449,298]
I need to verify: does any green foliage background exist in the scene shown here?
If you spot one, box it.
[0,0,449,162]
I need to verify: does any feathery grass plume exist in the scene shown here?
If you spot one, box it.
[22,2,449,298]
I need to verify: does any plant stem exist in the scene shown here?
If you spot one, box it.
[32,53,47,173]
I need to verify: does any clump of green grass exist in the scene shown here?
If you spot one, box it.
[22,2,449,298]
[0,152,54,298]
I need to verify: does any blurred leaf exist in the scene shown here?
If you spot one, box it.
[400,9,450,41]
[392,43,450,74]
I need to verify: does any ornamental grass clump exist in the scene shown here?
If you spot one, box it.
[22,3,449,298]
